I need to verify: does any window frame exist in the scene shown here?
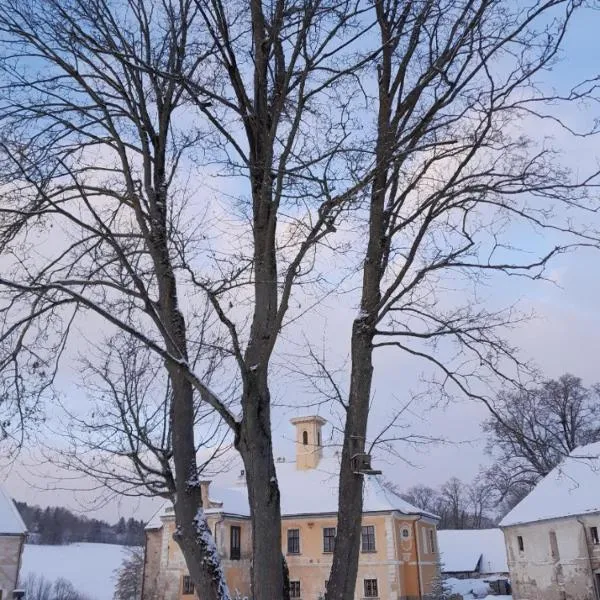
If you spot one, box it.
[230,525,242,560]
[361,525,376,553]
[591,526,599,545]
[287,528,301,554]
[517,535,524,553]
[182,575,195,595]
[364,578,379,598]
[323,527,336,553]
[428,529,436,554]
[290,580,301,599]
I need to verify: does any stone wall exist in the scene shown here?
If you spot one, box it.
[0,534,25,598]
[503,515,600,600]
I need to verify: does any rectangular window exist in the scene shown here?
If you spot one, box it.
[364,579,379,598]
[591,526,599,545]
[517,535,524,552]
[361,525,376,552]
[323,527,336,553]
[182,575,195,595]
[287,528,300,554]
[549,531,560,560]
[290,581,301,598]
[428,529,436,554]
[230,525,241,560]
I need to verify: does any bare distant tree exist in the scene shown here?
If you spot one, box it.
[483,373,600,508]
[22,574,92,600]
[328,1,600,597]
[397,483,439,515]
[440,478,468,530]
[467,476,495,529]
[52,333,231,504]
[114,547,144,600]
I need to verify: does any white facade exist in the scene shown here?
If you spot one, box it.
[499,441,600,600]
[502,514,600,600]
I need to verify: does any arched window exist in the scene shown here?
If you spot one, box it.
[317,431,322,447]
[302,430,308,445]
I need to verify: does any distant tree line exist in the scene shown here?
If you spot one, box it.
[398,477,496,530]
[15,501,145,546]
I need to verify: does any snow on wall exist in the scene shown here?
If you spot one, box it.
[20,543,129,600]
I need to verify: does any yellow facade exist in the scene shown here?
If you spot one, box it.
[142,417,439,600]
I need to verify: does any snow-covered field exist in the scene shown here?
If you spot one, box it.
[445,577,512,600]
[20,543,129,600]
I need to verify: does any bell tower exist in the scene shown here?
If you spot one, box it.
[291,415,326,470]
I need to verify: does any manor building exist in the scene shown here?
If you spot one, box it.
[142,416,439,600]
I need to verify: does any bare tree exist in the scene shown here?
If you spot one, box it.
[483,373,600,509]
[467,476,495,529]
[0,0,371,597]
[1,1,599,599]
[114,547,144,600]
[51,333,232,504]
[399,484,439,515]
[22,574,92,600]
[327,2,600,599]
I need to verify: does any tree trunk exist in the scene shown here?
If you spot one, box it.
[236,374,287,600]
[151,181,230,600]
[327,7,393,596]
[170,367,230,600]
[326,322,375,600]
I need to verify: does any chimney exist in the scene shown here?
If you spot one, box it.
[200,480,211,508]
[290,416,326,470]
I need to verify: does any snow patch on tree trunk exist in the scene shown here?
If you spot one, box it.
[193,508,232,600]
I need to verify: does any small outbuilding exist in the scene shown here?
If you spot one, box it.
[438,528,509,579]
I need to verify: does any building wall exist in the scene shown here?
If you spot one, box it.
[0,534,25,599]
[144,512,438,600]
[503,514,600,600]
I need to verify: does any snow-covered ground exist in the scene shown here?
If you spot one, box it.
[445,577,512,600]
[20,543,129,600]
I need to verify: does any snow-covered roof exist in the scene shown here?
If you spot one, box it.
[275,457,434,517]
[0,485,26,535]
[438,529,508,574]
[146,456,436,528]
[500,441,600,527]
[145,484,250,530]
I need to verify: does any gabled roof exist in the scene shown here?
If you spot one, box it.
[500,441,600,527]
[438,529,508,574]
[0,485,26,535]
[147,456,437,528]
[275,457,436,518]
